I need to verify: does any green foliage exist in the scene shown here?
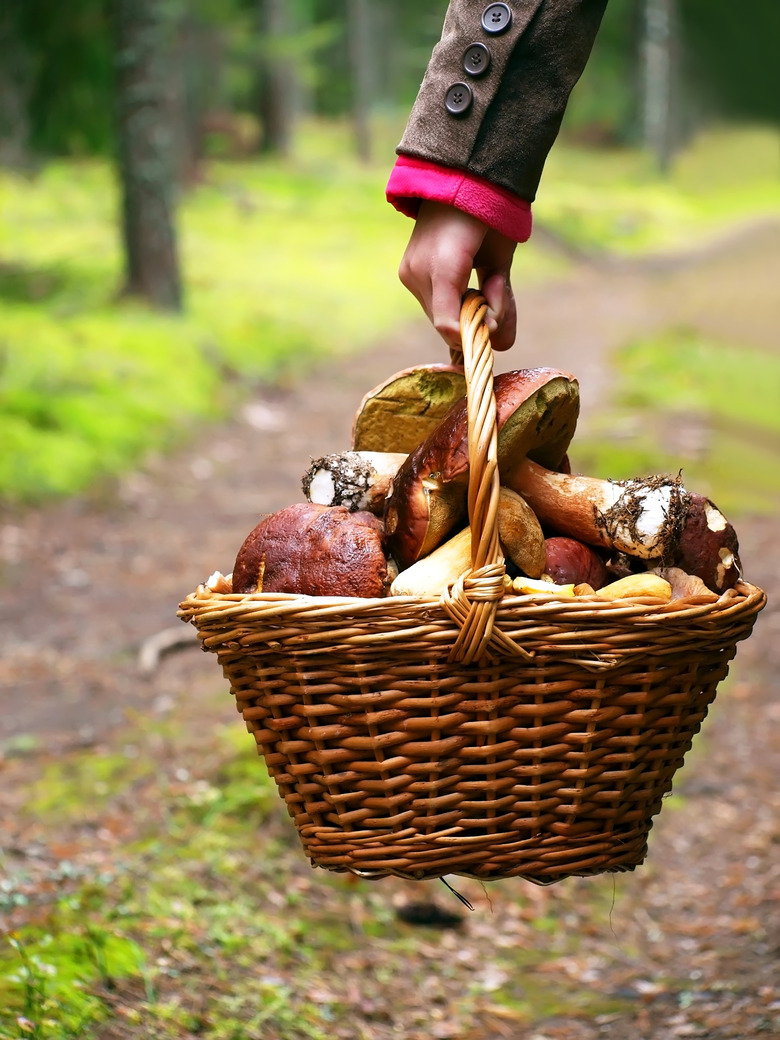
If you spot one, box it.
[16,0,115,157]
[561,0,639,143]
[6,0,778,171]
[680,0,780,125]
[0,132,419,503]
[617,332,780,435]
[0,301,221,501]
[1,920,146,1039]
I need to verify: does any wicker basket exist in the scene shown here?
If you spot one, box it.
[179,292,765,884]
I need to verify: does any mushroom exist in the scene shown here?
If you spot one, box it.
[385,368,580,569]
[389,527,471,598]
[302,451,407,514]
[673,493,742,592]
[650,566,718,602]
[506,458,689,560]
[497,488,546,579]
[351,363,466,453]
[232,502,389,598]
[506,459,742,592]
[543,536,607,589]
[594,573,673,602]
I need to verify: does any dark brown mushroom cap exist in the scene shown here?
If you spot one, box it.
[674,493,741,592]
[351,364,466,453]
[385,368,579,569]
[232,502,388,597]
[543,537,608,589]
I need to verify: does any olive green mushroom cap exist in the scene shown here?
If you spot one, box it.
[351,364,467,454]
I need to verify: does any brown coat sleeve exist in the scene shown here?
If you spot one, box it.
[397,0,608,203]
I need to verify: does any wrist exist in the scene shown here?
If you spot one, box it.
[386,156,532,244]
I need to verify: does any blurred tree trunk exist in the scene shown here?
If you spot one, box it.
[347,0,372,162]
[257,0,293,155]
[0,1,32,169]
[639,0,680,172]
[113,0,182,311]
[170,11,206,185]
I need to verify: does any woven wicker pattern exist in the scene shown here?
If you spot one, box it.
[179,292,766,882]
[180,581,764,881]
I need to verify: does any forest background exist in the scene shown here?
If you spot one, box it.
[1,0,778,504]
[1,2,779,1038]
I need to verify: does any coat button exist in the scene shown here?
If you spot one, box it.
[463,42,491,77]
[444,82,473,116]
[481,3,512,34]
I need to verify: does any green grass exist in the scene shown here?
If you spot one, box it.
[1,120,778,504]
[571,328,780,515]
[0,122,424,504]
[2,922,148,1039]
[0,715,630,1039]
[536,125,780,255]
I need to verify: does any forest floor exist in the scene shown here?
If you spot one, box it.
[1,223,778,1039]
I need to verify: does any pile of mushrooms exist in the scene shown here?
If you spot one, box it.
[226,363,742,604]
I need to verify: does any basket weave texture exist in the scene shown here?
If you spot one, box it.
[179,293,765,883]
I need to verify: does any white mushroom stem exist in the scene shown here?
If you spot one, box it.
[506,457,690,560]
[302,451,408,514]
[303,450,694,564]
[390,527,472,597]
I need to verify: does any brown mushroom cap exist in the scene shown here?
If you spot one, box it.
[674,493,741,592]
[232,502,388,597]
[543,537,608,589]
[351,364,466,453]
[385,368,579,569]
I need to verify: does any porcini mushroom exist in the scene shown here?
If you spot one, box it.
[389,527,472,597]
[385,368,580,569]
[302,451,407,514]
[497,488,546,579]
[673,493,742,592]
[351,363,467,453]
[506,458,689,560]
[506,459,742,592]
[543,536,607,589]
[232,502,389,598]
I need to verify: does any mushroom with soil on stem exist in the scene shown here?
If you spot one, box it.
[505,459,742,592]
[302,451,407,515]
[304,446,743,594]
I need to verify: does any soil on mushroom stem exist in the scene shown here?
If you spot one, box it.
[0,228,778,1040]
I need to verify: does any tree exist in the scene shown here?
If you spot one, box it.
[0,1,32,169]
[639,0,680,170]
[347,0,373,162]
[112,0,182,311]
[257,0,294,155]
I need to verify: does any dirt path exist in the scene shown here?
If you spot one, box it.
[1,223,778,1039]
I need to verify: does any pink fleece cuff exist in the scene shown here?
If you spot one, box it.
[386,155,532,243]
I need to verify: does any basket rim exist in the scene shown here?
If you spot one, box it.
[179,577,765,619]
[178,580,766,673]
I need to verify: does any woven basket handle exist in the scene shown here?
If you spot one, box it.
[441,291,529,664]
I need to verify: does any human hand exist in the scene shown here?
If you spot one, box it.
[398,200,517,352]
